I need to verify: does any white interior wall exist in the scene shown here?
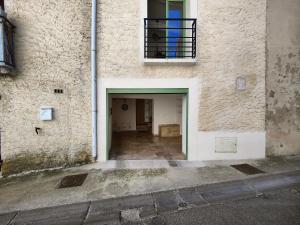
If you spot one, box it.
[152,95,182,135]
[112,99,136,131]
[111,94,182,135]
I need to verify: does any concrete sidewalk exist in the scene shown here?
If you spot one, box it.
[1,170,300,225]
[0,156,299,214]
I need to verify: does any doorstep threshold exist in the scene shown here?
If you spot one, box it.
[84,160,207,170]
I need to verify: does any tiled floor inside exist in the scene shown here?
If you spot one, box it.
[109,131,185,160]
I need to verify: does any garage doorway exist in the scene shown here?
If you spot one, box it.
[106,89,188,160]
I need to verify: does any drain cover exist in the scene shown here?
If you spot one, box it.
[231,164,264,175]
[57,173,88,189]
[168,161,178,167]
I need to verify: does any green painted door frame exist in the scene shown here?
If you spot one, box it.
[106,88,189,160]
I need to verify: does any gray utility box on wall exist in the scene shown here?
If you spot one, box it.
[0,8,15,74]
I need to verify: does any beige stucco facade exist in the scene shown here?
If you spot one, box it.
[0,1,92,175]
[0,0,297,175]
[96,0,266,162]
[98,0,266,131]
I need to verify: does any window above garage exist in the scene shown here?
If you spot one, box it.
[142,0,197,65]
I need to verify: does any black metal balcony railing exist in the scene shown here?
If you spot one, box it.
[144,18,196,59]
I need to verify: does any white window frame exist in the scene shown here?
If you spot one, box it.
[140,0,198,65]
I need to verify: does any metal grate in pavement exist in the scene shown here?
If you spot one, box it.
[168,161,178,167]
[231,164,265,175]
[57,173,88,189]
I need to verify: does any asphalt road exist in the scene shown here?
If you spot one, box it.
[1,171,300,225]
[143,188,300,225]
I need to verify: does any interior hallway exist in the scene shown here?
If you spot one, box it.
[109,131,185,160]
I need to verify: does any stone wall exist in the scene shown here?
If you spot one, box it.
[266,0,300,156]
[0,0,92,175]
[97,0,266,131]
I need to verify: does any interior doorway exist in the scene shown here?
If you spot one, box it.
[136,99,152,131]
[106,89,189,160]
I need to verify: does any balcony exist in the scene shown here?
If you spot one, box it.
[144,18,196,63]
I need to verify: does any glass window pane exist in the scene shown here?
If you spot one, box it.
[167,1,183,58]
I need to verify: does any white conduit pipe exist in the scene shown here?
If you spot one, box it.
[91,0,98,160]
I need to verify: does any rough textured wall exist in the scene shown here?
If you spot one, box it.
[0,0,267,174]
[266,0,300,156]
[98,0,266,131]
[0,0,92,175]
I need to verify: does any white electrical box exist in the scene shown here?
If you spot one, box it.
[40,107,53,121]
[215,137,237,153]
